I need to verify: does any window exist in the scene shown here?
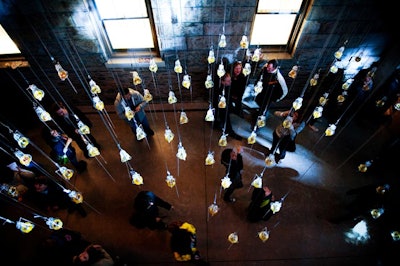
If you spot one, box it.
[250,0,309,55]
[0,24,21,55]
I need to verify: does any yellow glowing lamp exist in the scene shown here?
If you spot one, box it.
[288,65,298,79]
[168,91,177,104]
[136,126,147,141]
[205,75,214,89]
[265,154,276,168]
[256,115,266,128]
[228,232,239,244]
[358,160,372,172]
[46,217,63,230]
[68,190,83,203]
[270,201,282,214]
[174,59,183,74]
[292,97,303,110]
[342,78,353,90]
[391,231,400,241]
[119,149,132,162]
[375,97,386,108]
[13,131,30,148]
[207,49,215,64]
[208,203,219,216]
[247,131,257,144]
[242,63,251,76]
[55,62,68,81]
[85,143,99,157]
[218,96,226,108]
[165,172,176,188]
[319,93,329,106]
[313,106,323,119]
[252,48,261,62]
[240,35,248,49]
[205,108,215,122]
[58,166,74,180]
[77,121,90,135]
[394,102,400,111]
[219,34,226,48]
[14,150,32,166]
[132,71,142,85]
[149,58,158,73]
[283,116,293,129]
[218,134,228,147]
[131,170,143,185]
[205,151,215,165]
[89,79,101,94]
[337,93,346,103]
[376,184,388,195]
[179,111,189,124]
[35,106,52,122]
[176,142,187,161]
[124,106,134,120]
[92,96,104,111]
[28,84,45,101]
[164,128,174,143]
[325,124,336,136]
[370,208,384,219]
[258,228,270,242]
[334,46,345,60]
[217,63,226,78]
[330,64,338,74]
[16,218,35,233]
[310,73,319,86]
[254,81,263,95]
[182,74,191,89]
[221,175,232,189]
[143,89,153,102]
[251,176,262,188]
[3,184,18,198]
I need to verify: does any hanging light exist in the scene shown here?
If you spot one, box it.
[45,217,63,230]
[205,74,214,89]
[330,64,338,74]
[92,96,104,111]
[288,65,298,79]
[86,143,100,157]
[89,79,101,94]
[179,111,189,124]
[258,227,270,242]
[28,84,45,101]
[136,126,147,141]
[334,46,345,60]
[256,115,266,128]
[57,166,74,180]
[292,97,303,110]
[376,184,389,195]
[337,91,347,103]
[218,34,226,48]
[67,190,83,204]
[391,231,400,241]
[205,107,215,122]
[130,170,144,186]
[265,154,276,168]
[16,217,35,233]
[218,95,227,108]
[217,63,226,78]
[208,202,219,216]
[174,59,183,73]
[132,71,142,85]
[168,91,177,104]
[325,124,336,136]
[119,148,131,163]
[182,74,191,89]
[312,106,323,119]
[13,131,30,148]
[77,121,90,134]
[164,128,174,143]
[176,142,187,161]
[228,232,239,244]
[240,35,248,49]
[282,116,293,129]
[55,62,68,81]
[1,183,19,198]
[207,48,215,64]
[370,208,384,219]
[358,160,372,172]
[165,171,176,188]
[218,133,228,147]
[221,175,232,189]
[375,96,387,108]
[124,106,134,120]
[310,73,319,86]
[149,58,158,73]
[254,80,263,96]
[319,93,329,106]
[270,201,282,214]
[242,63,251,76]
[34,106,52,122]
[14,149,32,166]
[205,151,215,165]
[251,175,262,188]
[143,89,153,102]
[247,130,257,144]
[252,48,261,62]
[342,78,354,90]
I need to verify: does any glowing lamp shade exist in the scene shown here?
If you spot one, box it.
[205,108,215,122]
[46,217,63,230]
[292,97,303,110]
[86,144,100,157]
[208,203,219,216]
[149,58,158,73]
[252,48,261,62]
[1,183,18,198]
[240,35,248,49]
[334,46,345,60]
[325,124,336,136]
[288,65,298,79]
[176,142,187,161]
[251,176,262,188]
[124,106,134,120]
[168,91,177,104]
[310,73,319,86]
[131,170,144,186]
[319,94,328,106]
[228,232,239,244]
[89,79,101,94]
[370,208,384,219]
[29,84,45,101]
[242,63,252,76]
[218,34,226,48]
[391,231,400,241]
[265,154,276,168]
[313,106,323,119]
[92,96,104,111]
[58,166,74,180]
[394,102,400,111]
[217,63,226,78]
[174,59,182,74]
[16,218,35,233]
[376,97,386,107]
[132,71,142,85]
[179,111,189,124]
[165,172,176,188]
[77,121,90,134]
[337,93,346,103]
[35,106,52,122]
[342,78,354,90]
[256,115,266,128]
[14,150,32,166]
[182,74,191,89]
[205,151,215,165]
[221,175,232,189]
[207,49,215,64]
[282,116,293,129]
[330,64,338,74]
[270,201,282,214]
[13,131,29,148]
[143,89,153,102]
[118,148,131,163]
[164,128,174,143]
[254,81,263,95]
[258,228,270,242]
[55,62,68,81]
[68,190,83,204]
[136,127,146,141]
[218,134,227,147]
[218,96,226,109]
[247,131,257,144]
[358,160,372,172]
[205,74,214,89]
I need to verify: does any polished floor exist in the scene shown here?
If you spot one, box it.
[1,102,399,266]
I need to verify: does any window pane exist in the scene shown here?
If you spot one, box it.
[0,24,21,55]
[95,0,148,18]
[258,0,303,13]
[250,14,296,45]
[104,19,154,49]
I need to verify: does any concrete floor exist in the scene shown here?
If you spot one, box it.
[1,103,399,266]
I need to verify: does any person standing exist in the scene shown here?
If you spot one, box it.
[221,145,244,203]
[230,61,247,117]
[247,186,275,222]
[114,88,154,138]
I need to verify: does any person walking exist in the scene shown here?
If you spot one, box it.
[247,186,275,222]
[221,145,244,203]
